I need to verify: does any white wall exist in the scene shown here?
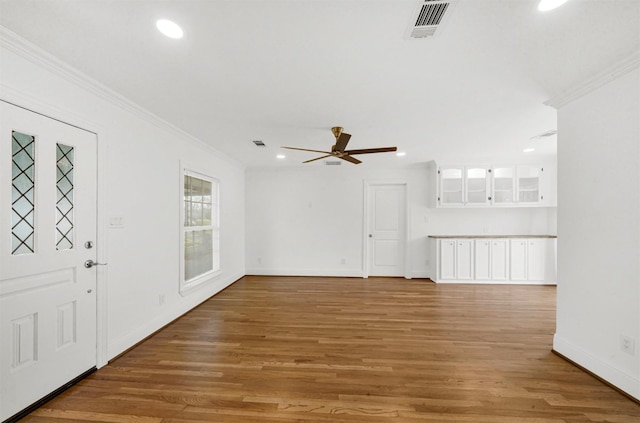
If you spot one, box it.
[553,67,640,399]
[1,36,246,362]
[246,164,556,278]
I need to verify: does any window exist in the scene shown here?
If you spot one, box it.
[181,170,219,293]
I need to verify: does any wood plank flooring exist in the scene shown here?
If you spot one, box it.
[20,276,640,422]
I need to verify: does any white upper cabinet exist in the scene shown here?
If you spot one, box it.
[429,161,556,208]
[437,165,490,207]
[439,167,464,206]
[516,165,542,204]
[465,167,491,206]
[492,166,516,204]
[492,165,542,205]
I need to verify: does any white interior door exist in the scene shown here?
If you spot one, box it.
[0,101,98,421]
[366,183,407,277]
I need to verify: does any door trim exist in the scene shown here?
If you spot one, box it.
[362,180,411,279]
[1,93,108,368]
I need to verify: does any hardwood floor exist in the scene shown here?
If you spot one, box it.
[21,276,640,422]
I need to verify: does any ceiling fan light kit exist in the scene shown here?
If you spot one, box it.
[282,127,397,165]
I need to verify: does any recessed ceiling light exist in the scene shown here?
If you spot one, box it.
[396,152,406,157]
[156,19,183,39]
[538,0,569,12]
[523,148,536,153]
[276,154,286,159]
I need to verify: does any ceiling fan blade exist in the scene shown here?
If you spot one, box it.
[344,147,397,155]
[340,154,362,164]
[303,154,333,164]
[282,146,334,155]
[334,133,351,153]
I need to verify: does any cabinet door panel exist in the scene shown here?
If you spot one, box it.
[456,240,474,280]
[439,168,464,206]
[465,167,490,206]
[475,240,491,280]
[510,240,527,280]
[439,240,456,280]
[491,240,509,280]
[527,240,546,281]
[517,166,541,204]
[492,167,515,205]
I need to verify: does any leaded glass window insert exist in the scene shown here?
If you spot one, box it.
[183,172,220,286]
[56,144,74,250]
[11,131,36,255]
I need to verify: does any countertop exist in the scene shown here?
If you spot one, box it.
[427,235,557,239]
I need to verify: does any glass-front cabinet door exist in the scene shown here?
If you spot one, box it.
[517,166,541,204]
[492,166,515,204]
[465,167,490,205]
[439,167,464,206]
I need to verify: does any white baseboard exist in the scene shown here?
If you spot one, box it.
[553,334,640,400]
[245,268,364,278]
[433,279,556,285]
[107,271,243,361]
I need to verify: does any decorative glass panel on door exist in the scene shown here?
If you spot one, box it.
[11,131,36,255]
[56,144,74,250]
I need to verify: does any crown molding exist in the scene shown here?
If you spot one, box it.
[545,50,640,109]
[0,26,244,169]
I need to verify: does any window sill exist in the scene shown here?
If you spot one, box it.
[180,269,222,296]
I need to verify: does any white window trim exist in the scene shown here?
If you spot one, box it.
[179,166,221,295]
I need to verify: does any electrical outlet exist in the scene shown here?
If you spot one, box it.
[158,294,165,305]
[340,258,346,265]
[257,257,262,264]
[620,335,636,356]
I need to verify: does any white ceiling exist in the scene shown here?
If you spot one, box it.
[1,0,639,168]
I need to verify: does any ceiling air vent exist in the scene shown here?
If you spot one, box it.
[252,140,266,147]
[325,161,342,166]
[405,0,456,39]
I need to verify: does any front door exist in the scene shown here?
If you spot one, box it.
[0,101,98,421]
[366,183,407,277]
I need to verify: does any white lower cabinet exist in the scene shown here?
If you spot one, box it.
[490,239,509,281]
[438,239,473,281]
[456,240,474,280]
[431,236,555,284]
[439,239,456,280]
[510,239,528,281]
[474,239,510,281]
[474,240,491,280]
[509,239,547,282]
[527,239,546,281]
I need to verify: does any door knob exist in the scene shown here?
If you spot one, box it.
[368,234,373,238]
[84,259,107,269]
